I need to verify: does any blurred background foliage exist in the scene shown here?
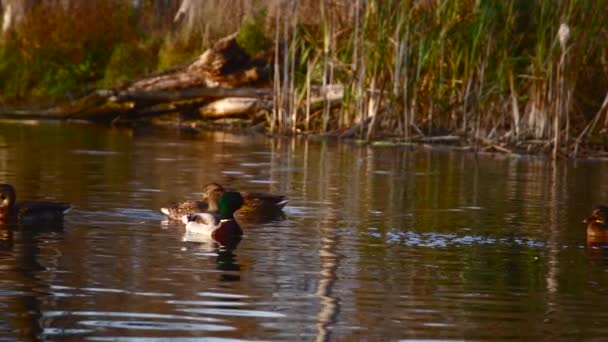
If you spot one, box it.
[0,0,606,144]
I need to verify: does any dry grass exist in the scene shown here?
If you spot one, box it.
[1,0,607,156]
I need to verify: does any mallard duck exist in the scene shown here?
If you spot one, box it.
[160,183,224,220]
[202,183,288,223]
[182,191,244,242]
[0,183,71,225]
[584,206,608,239]
[162,182,288,223]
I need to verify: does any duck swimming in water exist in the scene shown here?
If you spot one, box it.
[0,183,71,225]
[584,206,608,240]
[160,183,224,220]
[182,191,244,242]
[202,183,287,223]
[162,182,287,223]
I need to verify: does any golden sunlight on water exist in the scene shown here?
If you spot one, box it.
[1,122,608,340]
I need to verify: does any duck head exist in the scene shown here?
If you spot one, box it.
[218,191,244,220]
[202,183,225,212]
[584,206,608,228]
[0,184,16,209]
[0,184,16,221]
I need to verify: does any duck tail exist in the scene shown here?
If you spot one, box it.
[160,208,171,216]
[276,199,288,209]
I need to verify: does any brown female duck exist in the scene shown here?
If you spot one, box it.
[583,206,608,240]
[160,183,224,220]
[0,184,71,225]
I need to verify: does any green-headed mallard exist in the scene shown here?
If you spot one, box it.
[182,191,244,242]
[0,183,71,225]
[202,183,287,223]
[584,206,608,239]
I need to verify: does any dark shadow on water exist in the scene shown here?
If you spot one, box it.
[586,238,608,266]
[0,222,66,340]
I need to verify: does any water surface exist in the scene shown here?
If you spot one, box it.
[1,122,608,341]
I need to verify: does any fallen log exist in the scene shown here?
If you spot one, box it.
[418,135,461,143]
[491,144,512,154]
[200,97,267,118]
[125,33,271,92]
[0,33,345,128]
[0,107,69,120]
[111,87,272,104]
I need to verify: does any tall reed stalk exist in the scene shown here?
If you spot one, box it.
[266,0,606,156]
[4,0,605,155]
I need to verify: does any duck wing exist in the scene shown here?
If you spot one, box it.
[241,192,288,209]
[161,200,208,220]
[184,213,220,235]
[234,192,287,223]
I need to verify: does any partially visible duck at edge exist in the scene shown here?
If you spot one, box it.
[203,182,288,223]
[0,183,71,225]
[183,191,244,244]
[583,206,608,240]
[160,183,224,220]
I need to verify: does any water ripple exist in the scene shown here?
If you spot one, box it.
[50,285,173,298]
[43,311,225,323]
[179,308,285,318]
[368,230,545,248]
[88,338,260,342]
[79,320,233,331]
[42,311,234,334]
[72,149,122,156]
[167,300,247,307]
[198,292,250,299]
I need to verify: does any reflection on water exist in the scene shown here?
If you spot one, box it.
[1,122,608,340]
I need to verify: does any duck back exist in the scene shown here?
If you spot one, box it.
[13,201,71,225]
[161,200,209,220]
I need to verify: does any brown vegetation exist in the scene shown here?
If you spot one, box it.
[0,1,607,157]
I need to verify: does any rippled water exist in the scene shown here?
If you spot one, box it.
[1,122,608,340]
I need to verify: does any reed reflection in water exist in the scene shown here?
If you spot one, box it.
[0,122,608,340]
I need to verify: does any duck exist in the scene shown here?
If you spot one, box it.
[182,191,245,243]
[0,183,71,225]
[162,182,288,223]
[584,206,608,240]
[160,183,224,220]
[202,183,288,223]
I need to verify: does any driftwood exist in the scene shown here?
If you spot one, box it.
[418,135,461,143]
[0,33,277,125]
[0,32,348,132]
[200,97,267,118]
[111,87,272,104]
[126,33,271,92]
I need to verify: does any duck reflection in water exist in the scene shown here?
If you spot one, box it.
[181,191,244,281]
[182,227,242,282]
[0,225,62,340]
[0,184,71,227]
[183,232,241,281]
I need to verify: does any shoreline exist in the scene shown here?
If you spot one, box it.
[3,117,606,161]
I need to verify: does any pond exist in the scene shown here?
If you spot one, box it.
[1,121,608,341]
